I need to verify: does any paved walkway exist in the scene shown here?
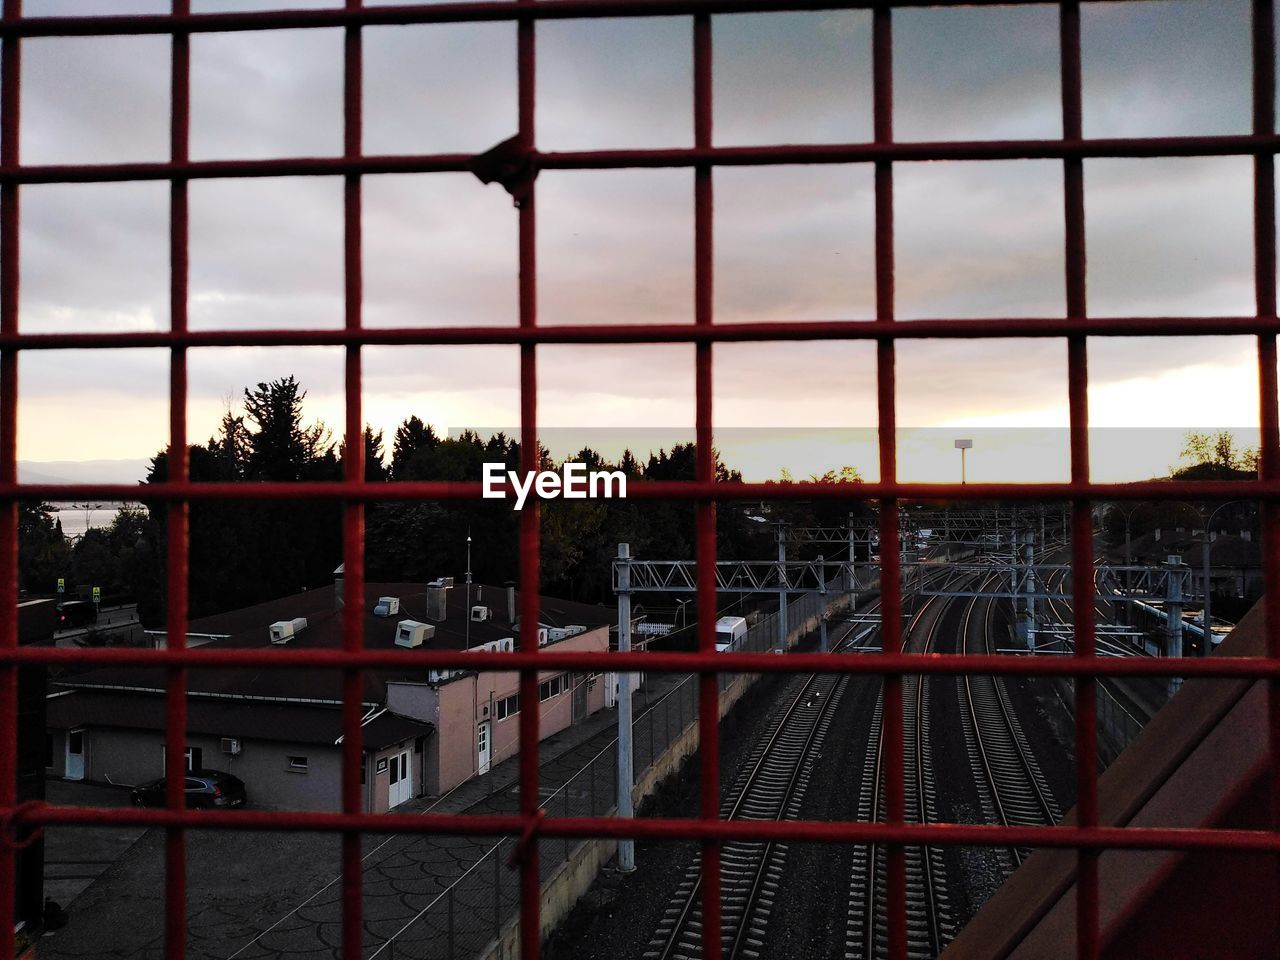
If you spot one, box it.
[40,672,694,960]
[41,781,150,908]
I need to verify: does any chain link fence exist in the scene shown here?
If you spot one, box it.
[378,588,840,959]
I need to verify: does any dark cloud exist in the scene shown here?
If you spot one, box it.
[894,4,1062,142]
[714,11,873,146]
[9,2,1270,468]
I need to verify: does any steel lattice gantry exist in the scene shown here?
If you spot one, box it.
[612,558,859,594]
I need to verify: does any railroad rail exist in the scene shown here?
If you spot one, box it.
[643,618,867,960]
[846,592,954,960]
[960,589,1062,870]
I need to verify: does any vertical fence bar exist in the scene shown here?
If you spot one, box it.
[447,886,455,960]
[1252,0,1280,898]
[516,0,542,954]
[871,7,906,960]
[1060,4,1099,958]
[164,2,192,956]
[341,3,366,959]
[0,1,18,956]
[691,12,722,960]
[493,844,502,939]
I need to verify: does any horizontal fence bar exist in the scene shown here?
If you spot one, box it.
[0,0,1202,37]
[4,316,1280,349]
[1,479,1273,502]
[3,135,1280,185]
[12,647,1280,678]
[11,805,1280,853]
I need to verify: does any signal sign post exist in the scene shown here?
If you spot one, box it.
[92,586,101,606]
[56,578,65,594]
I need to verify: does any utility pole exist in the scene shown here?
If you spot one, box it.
[465,532,472,649]
[1166,555,1184,697]
[847,512,858,617]
[615,543,636,873]
[1022,530,1036,652]
[776,524,788,654]
[1199,501,1241,656]
[818,555,829,653]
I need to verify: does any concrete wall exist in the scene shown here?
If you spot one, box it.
[483,836,619,960]
[48,725,345,811]
[46,728,66,778]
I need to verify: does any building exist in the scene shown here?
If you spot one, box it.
[45,576,612,812]
[16,598,56,931]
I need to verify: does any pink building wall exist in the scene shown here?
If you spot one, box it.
[387,626,609,796]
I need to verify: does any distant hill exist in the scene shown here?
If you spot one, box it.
[18,459,150,487]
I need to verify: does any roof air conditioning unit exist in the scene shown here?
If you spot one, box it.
[374,596,400,617]
[396,620,435,649]
[269,618,308,644]
[220,737,241,755]
[547,627,567,642]
[471,605,490,622]
[565,625,586,637]
[427,577,455,588]
[537,628,549,647]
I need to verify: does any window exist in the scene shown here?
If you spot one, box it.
[287,756,309,772]
[538,675,568,702]
[160,744,202,772]
[496,693,521,720]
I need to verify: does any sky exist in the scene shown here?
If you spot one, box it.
[8,0,1272,484]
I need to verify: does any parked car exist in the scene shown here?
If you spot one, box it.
[56,600,97,629]
[131,770,247,809]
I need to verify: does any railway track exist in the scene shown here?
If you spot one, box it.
[959,592,1061,869]
[846,594,954,960]
[644,620,865,960]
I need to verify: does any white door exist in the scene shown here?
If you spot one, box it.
[477,721,492,775]
[388,751,412,808]
[65,729,85,780]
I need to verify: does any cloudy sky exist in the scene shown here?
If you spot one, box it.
[10,0,1269,483]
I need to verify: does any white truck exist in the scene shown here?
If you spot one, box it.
[715,616,749,652]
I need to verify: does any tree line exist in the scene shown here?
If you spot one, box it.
[19,377,871,627]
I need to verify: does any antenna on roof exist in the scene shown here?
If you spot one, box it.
[466,529,473,650]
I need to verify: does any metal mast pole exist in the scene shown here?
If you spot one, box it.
[818,554,828,653]
[776,524,787,654]
[615,543,636,872]
[465,532,472,649]
[1167,555,1184,697]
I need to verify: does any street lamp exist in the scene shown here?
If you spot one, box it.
[954,438,973,484]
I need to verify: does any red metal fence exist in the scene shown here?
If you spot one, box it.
[1,2,1278,959]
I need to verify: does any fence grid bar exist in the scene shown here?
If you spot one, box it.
[1,5,1277,960]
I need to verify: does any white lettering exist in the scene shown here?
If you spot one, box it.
[590,469,627,500]
[510,469,537,511]
[563,462,587,498]
[482,462,506,499]
[535,471,561,499]
[483,462,629,510]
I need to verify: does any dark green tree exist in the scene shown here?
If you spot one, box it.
[18,501,70,594]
